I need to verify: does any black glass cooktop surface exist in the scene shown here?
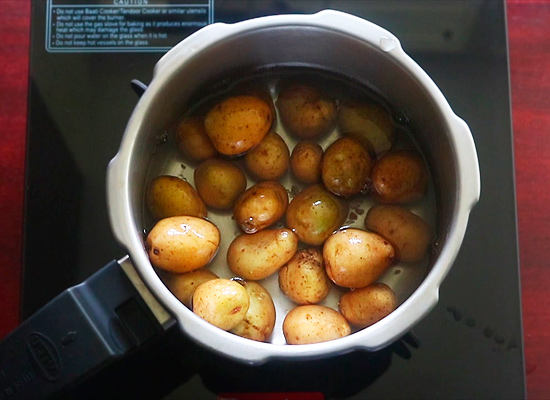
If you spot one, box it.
[24,1,524,398]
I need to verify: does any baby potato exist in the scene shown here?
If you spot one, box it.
[279,248,331,305]
[146,216,220,273]
[192,278,249,331]
[233,181,288,234]
[276,83,337,139]
[175,116,218,162]
[322,137,372,197]
[371,150,428,204]
[194,158,247,209]
[231,281,276,342]
[160,269,218,308]
[339,283,397,328]
[290,141,323,184]
[204,95,273,156]
[244,131,290,180]
[146,175,207,220]
[337,100,395,157]
[227,228,299,280]
[365,205,431,263]
[323,228,395,289]
[285,184,349,246]
[283,305,351,345]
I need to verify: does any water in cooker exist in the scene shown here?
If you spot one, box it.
[142,67,437,345]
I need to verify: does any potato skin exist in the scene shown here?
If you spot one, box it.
[276,83,337,139]
[204,95,273,156]
[339,283,397,328]
[160,269,218,308]
[227,228,299,280]
[194,158,247,209]
[233,181,288,234]
[290,141,323,184]
[279,248,331,305]
[231,281,276,342]
[146,216,220,273]
[283,305,351,345]
[365,205,431,263]
[323,228,395,288]
[322,137,372,198]
[192,278,249,331]
[244,131,290,181]
[338,101,395,157]
[175,116,218,162]
[371,150,428,204]
[146,175,207,220]
[285,184,348,246]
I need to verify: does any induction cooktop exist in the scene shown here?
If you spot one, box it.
[23,1,524,398]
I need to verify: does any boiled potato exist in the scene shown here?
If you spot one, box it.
[244,131,290,180]
[175,116,217,162]
[339,283,397,328]
[230,281,276,342]
[338,100,395,157]
[283,305,351,344]
[285,184,348,246]
[227,228,299,280]
[323,228,395,288]
[322,137,372,197]
[204,95,273,156]
[276,83,336,139]
[233,181,288,234]
[146,175,207,220]
[278,248,331,305]
[371,150,428,204]
[160,269,218,308]
[290,141,323,184]
[364,205,431,263]
[192,278,249,331]
[194,158,247,209]
[146,216,220,273]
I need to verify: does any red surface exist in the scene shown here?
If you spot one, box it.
[508,1,550,398]
[1,0,549,398]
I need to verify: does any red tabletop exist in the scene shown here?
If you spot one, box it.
[1,1,549,398]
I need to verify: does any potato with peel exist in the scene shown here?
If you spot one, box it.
[160,269,218,308]
[204,95,273,156]
[285,184,348,246]
[283,305,351,345]
[290,141,323,184]
[339,283,397,328]
[321,137,372,198]
[233,181,288,234]
[279,248,331,305]
[146,175,207,220]
[175,116,217,162]
[276,83,337,139]
[192,278,249,331]
[231,281,276,342]
[146,216,220,273]
[244,131,290,181]
[338,100,395,157]
[227,228,299,280]
[364,205,431,263]
[323,228,395,288]
[370,150,428,204]
[194,158,247,210]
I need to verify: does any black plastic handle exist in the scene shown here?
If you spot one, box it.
[0,259,168,399]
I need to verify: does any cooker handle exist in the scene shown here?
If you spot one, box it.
[0,258,174,400]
